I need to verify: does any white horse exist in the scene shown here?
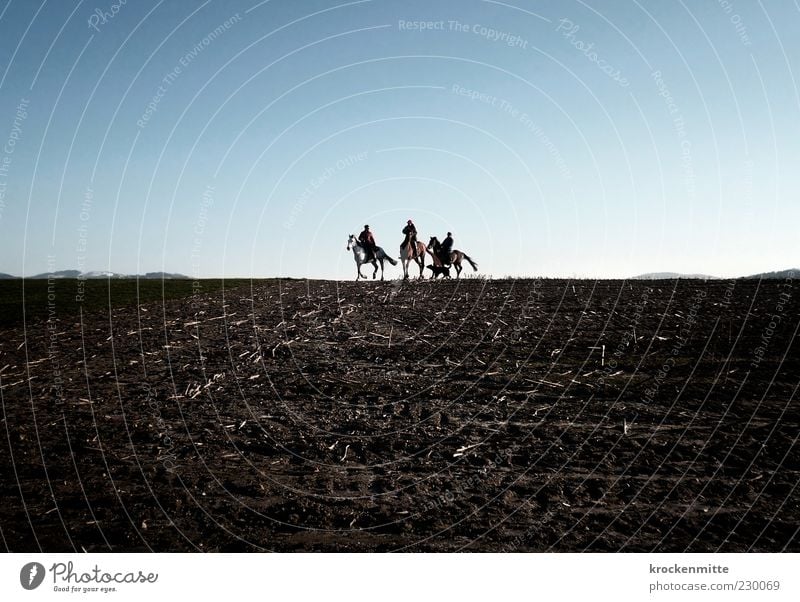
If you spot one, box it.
[346,234,397,281]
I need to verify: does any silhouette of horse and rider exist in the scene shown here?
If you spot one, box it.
[348,226,396,281]
[428,233,478,278]
[347,219,477,280]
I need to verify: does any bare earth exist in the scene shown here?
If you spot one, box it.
[1,278,798,552]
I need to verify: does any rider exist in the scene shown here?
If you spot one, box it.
[439,231,453,265]
[402,219,418,258]
[358,224,377,261]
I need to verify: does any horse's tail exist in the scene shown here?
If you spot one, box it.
[383,250,398,266]
[463,254,478,271]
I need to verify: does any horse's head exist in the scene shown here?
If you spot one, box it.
[346,234,356,250]
[428,236,439,249]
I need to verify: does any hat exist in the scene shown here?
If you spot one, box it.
[407,219,413,224]
[364,224,369,228]
[447,232,452,236]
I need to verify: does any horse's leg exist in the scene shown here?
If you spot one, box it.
[455,262,462,278]
[379,259,384,281]
[358,256,370,280]
[372,260,378,279]
[414,244,423,279]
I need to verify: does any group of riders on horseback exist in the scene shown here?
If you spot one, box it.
[359,220,452,265]
[347,219,477,280]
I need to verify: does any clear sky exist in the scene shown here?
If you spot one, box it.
[0,0,797,279]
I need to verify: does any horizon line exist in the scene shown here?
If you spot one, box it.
[2,268,798,281]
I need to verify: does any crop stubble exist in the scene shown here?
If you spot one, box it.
[0,278,797,551]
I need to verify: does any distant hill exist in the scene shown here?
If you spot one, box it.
[632,272,718,280]
[0,273,19,279]
[30,270,82,279]
[141,272,189,279]
[742,268,798,279]
[82,271,129,279]
[22,270,189,279]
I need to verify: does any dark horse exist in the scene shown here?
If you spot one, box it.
[428,236,478,278]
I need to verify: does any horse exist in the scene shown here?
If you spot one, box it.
[347,234,397,281]
[399,234,426,280]
[428,236,478,278]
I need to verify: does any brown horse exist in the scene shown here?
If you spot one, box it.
[400,235,426,279]
[428,236,478,278]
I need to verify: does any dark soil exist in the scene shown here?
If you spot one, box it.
[0,278,250,327]
[1,278,798,552]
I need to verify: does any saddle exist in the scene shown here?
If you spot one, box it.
[400,234,417,257]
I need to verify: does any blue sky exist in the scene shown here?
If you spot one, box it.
[0,0,798,279]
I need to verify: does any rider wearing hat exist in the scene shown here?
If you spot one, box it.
[358,224,377,261]
[402,219,419,258]
[439,231,454,265]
